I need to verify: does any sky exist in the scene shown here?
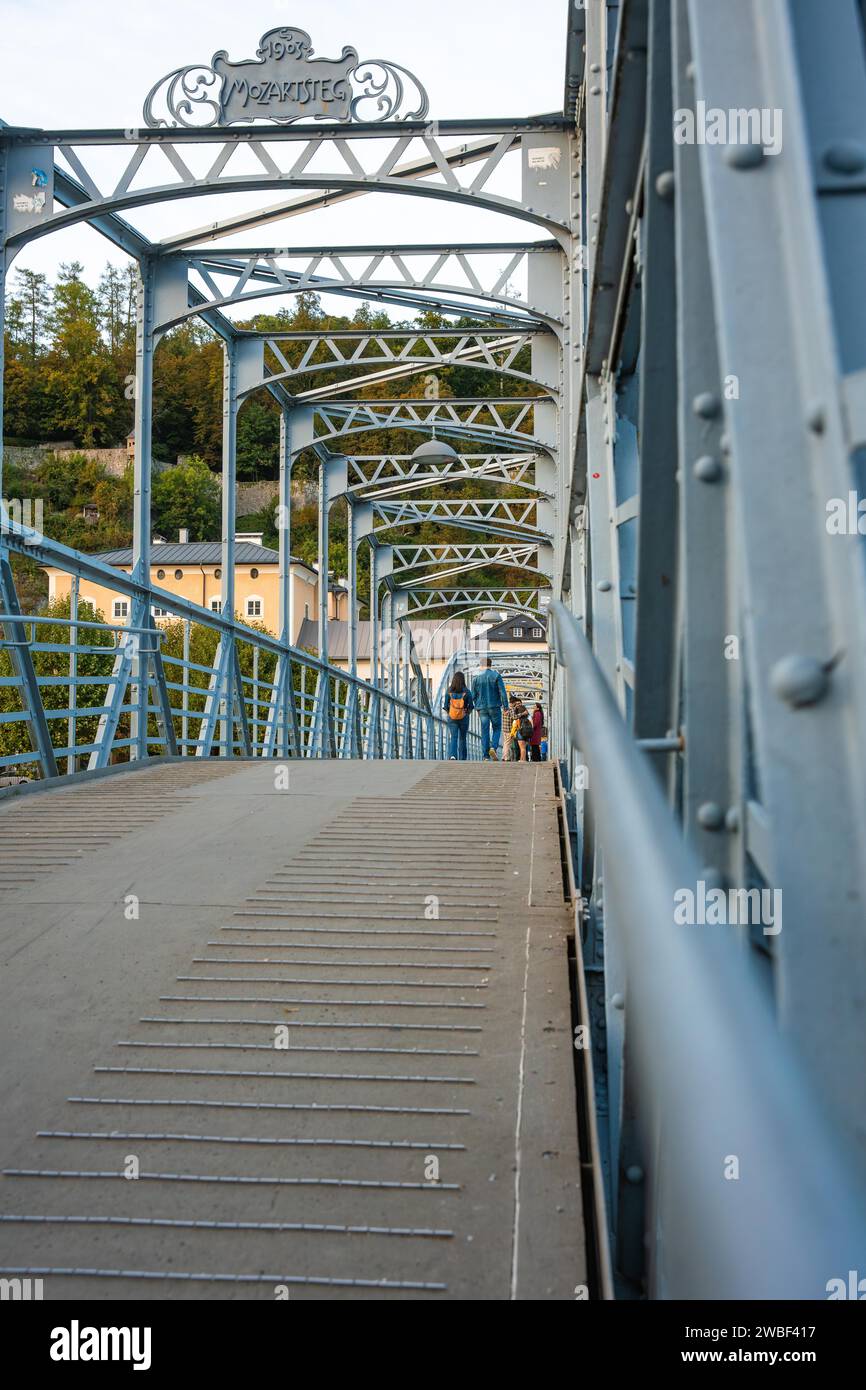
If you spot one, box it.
[1,0,570,310]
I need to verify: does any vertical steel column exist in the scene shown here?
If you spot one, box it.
[346,496,358,681]
[90,258,155,769]
[686,0,866,1147]
[312,455,346,758]
[219,338,238,756]
[369,543,379,690]
[182,617,190,755]
[278,408,293,648]
[672,0,739,875]
[67,574,79,773]
[130,257,156,761]
[276,406,294,757]
[632,0,680,781]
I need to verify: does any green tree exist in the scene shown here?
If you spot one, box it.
[43,263,122,445]
[151,454,221,540]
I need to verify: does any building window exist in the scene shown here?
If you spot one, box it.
[250,567,259,579]
[210,597,221,612]
[156,568,165,579]
[304,603,310,620]
[513,627,524,638]
[152,605,168,618]
[214,568,222,579]
[246,596,263,618]
[113,600,128,620]
[174,569,183,580]
[532,626,543,638]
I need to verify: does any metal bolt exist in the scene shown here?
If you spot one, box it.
[824,141,866,175]
[611,992,625,1011]
[597,580,612,592]
[655,169,675,200]
[693,392,721,420]
[806,403,826,434]
[693,455,722,483]
[697,801,725,830]
[590,85,601,95]
[590,63,601,74]
[771,654,830,708]
[725,143,765,169]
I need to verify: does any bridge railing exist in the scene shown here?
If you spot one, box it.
[0,540,470,776]
[550,602,866,1299]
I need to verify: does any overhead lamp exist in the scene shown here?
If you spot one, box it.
[410,437,459,466]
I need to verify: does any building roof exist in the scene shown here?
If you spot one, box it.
[484,612,548,642]
[94,542,299,567]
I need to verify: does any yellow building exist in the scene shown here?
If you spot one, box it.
[44,533,348,644]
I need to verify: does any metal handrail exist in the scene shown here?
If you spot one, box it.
[0,591,468,769]
[550,601,866,1299]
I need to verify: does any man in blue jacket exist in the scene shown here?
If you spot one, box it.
[471,658,509,761]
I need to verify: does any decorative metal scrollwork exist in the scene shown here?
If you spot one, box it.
[143,66,222,130]
[142,26,429,128]
[350,61,429,123]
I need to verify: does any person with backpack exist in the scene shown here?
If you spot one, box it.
[509,702,532,762]
[505,696,521,760]
[470,658,509,761]
[443,669,474,760]
[529,702,544,762]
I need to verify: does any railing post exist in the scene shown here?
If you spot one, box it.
[67,575,78,773]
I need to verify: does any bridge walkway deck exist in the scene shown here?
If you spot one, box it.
[0,758,585,1300]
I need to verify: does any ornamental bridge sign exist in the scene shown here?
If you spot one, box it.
[143,26,429,128]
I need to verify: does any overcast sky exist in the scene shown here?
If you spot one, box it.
[2,0,569,305]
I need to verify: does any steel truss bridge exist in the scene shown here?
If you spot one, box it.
[1,0,865,1303]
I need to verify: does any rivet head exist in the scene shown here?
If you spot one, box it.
[625,1165,644,1184]
[590,85,601,95]
[806,403,826,434]
[590,62,601,74]
[771,654,830,708]
[655,169,675,200]
[597,580,612,592]
[611,992,625,1010]
[693,392,721,420]
[824,140,866,175]
[725,142,766,169]
[697,801,725,830]
[693,455,722,483]
[725,806,741,833]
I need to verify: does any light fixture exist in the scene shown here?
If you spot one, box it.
[410,437,459,466]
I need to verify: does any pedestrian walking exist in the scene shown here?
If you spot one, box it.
[529,702,544,762]
[471,658,509,760]
[444,669,473,761]
[510,702,532,762]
